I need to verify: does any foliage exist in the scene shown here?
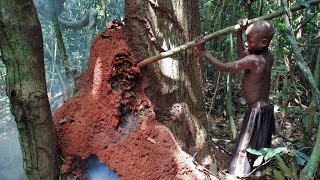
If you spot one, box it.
[37,0,126,112]
[105,0,124,21]
[247,146,310,179]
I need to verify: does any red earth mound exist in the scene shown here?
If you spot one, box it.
[53,25,210,179]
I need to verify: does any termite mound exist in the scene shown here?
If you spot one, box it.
[53,24,209,179]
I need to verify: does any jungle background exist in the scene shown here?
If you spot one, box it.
[0,0,319,179]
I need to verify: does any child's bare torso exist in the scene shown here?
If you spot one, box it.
[241,51,274,109]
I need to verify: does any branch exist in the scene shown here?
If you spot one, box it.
[136,0,320,69]
[58,8,97,29]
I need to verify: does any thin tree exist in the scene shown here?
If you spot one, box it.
[0,1,58,179]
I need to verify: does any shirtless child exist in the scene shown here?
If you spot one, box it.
[194,20,276,178]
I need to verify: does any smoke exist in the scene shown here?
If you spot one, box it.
[0,93,24,180]
[85,155,119,180]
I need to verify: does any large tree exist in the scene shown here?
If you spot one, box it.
[125,0,213,166]
[0,0,58,179]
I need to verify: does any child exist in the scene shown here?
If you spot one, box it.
[195,19,276,178]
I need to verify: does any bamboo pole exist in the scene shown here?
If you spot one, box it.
[136,0,320,68]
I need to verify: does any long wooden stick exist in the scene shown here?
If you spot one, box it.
[136,0,320,68]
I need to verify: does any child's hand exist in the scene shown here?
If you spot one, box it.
[237,18,249,30]
[194,36,205,53]
[130,66,141,74]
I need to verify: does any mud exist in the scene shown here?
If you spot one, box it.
[53,25,210,179]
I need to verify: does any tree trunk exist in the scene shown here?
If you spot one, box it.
[47,0,75,98]
[227,34,237,139]
[125,0,212,166]
[0,1,58,180]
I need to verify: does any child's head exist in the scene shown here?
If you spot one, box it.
[245,20,275,54]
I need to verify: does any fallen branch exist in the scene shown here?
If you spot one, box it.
[136,0,320,69]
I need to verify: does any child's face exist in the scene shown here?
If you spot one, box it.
[244,27,265,53]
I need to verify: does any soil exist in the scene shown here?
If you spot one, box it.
[53,24,222,179]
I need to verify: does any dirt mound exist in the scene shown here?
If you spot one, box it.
[53,25,209,179]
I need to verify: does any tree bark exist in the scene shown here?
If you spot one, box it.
[0,1,58,179]
[125,0,213,166]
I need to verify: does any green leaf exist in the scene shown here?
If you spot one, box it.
[260,148,271,156]
[277,161,293,178]
[278,22,286,30]
[290,161,299,179]
[274,105,280,112]
[264,167,273,174]
[273,169,285,180]
[295,154,307,165]
[265,147,288,160]
[253,156,264,167]
[204,1,213,8]
[247,148,263,156]
[302,116,308,127]
[296,150,309,161]
[275,154,285,164]
[301,0,312,7]
[293,149,309,165]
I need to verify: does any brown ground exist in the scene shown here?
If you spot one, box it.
[53,24,218,179]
